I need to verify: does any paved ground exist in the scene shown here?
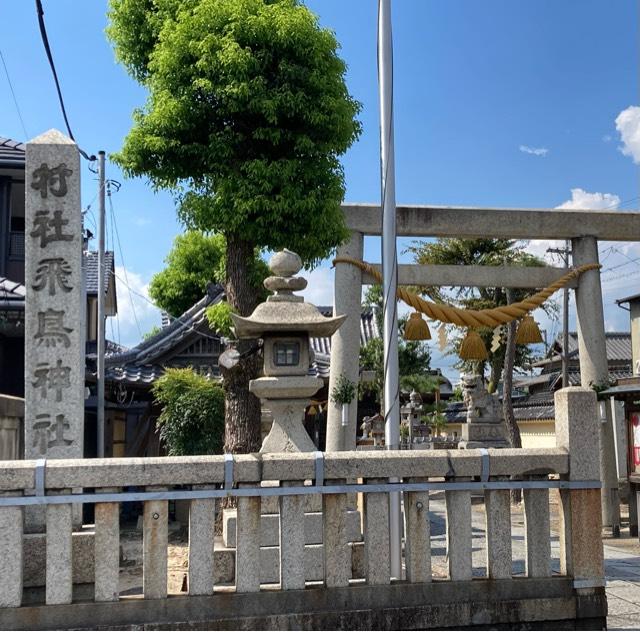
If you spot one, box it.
[429,493,640,630]
[601,535,640,630]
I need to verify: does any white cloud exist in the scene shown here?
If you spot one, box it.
[556,188,621,211]
[519,145,549,157]
[602,134,612,143]
[134,217,151,227]
[615,105,640,164]
[108,265,162,348]
[526,189,621,263]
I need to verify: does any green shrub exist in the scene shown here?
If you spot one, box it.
[152,368,225,456]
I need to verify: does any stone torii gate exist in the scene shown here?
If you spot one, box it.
[327,203,640,533]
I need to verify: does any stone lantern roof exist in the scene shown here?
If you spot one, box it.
[231,249,346,339]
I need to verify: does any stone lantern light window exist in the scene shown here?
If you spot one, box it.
[274,341,300,367]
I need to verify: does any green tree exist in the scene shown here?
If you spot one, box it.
[142,325,162,341]
[149,230,268,317]
[149,231,226,317]
[152,367,225,455]
[359,285,433,405]
[108,0,361,453]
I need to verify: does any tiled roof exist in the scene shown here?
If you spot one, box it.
[0,137,25,168]
[311,306,380,355]
[536,332,632,366]
[105,285,224,372]
[0,277,26,303]
[83,251,114,295]
[105,363,167,385]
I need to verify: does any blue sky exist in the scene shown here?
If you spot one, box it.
[1,0,638,379]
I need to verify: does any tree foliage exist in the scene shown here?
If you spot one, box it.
[149,231,226,317]
[149,230,268,317]
[108,0,361,455]
[152,367,225,456]
[107,0,361,265]
[359,285,433,403]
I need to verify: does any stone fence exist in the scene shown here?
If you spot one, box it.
[0,388,606,630]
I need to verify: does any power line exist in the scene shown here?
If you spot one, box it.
[106,181,143,338]
[109,269,223,343]
[0,48,29,140]
[34,0,94,161]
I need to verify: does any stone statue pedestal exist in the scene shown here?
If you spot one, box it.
[250,376,323,453]
[458,375,509,450]
[459,421,509,449]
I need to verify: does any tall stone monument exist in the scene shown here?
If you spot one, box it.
[25,130,84,464]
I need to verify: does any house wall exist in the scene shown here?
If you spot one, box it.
[0,393,23,459]
[447,419,556,448]
[631,301,640,375]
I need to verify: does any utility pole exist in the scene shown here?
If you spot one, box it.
[547,242,571,387]
[378,0,402,579]
[97,151,106,458]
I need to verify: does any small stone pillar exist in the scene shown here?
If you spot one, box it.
[572,236,620,534]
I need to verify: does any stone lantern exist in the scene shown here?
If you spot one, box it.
[231,249,345,452]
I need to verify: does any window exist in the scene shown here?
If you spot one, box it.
[274,341,300,366]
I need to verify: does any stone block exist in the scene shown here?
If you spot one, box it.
[94,502,119,602]
[404,489,431,583]
[279,490,305,590]
[488,448,569,477]
[23,530,94,588]
[323,492,350,588]
[554,387,600,481]
[484,489,512,579]
[460,421,509,448]
[559,488,604,581]
[446,489,472,581]
[260,493,321,514]
[210,539,365,585]
[222,508,361,547]
[324,450,482,479]
[364,488,390,585]
[143,500,168,599]
[188,499,215,596]
[46,503,72,605]
[0,504,23,607]
[524,488,551,578]
[235,495,261,593]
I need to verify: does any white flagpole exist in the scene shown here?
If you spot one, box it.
[377,0,402,579]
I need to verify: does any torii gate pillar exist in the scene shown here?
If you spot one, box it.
[572,235,621,535]
[326,231,363,451]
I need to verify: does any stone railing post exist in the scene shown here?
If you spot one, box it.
[555,387,604,586]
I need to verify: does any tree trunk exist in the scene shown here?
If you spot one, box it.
[220,234,262,455]
[487,346,505,394]
[503,289,523,504]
